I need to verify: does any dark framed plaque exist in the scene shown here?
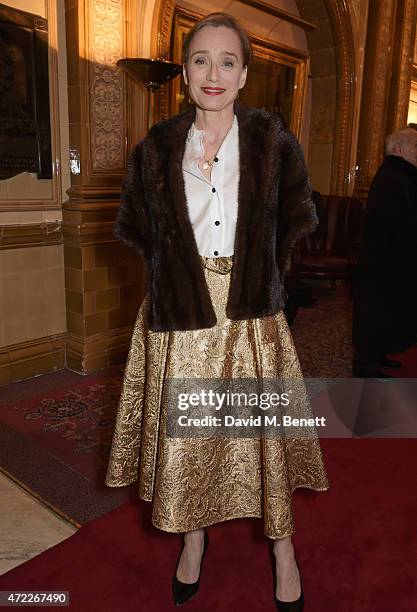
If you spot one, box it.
[0,3,52,180]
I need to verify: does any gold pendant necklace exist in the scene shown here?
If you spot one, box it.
[199,119,233,171]
[202,158,213,170]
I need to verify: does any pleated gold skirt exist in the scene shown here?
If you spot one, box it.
[105,255,329,539]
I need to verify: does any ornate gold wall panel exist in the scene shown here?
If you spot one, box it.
[65,0,127,192]
[386,0,417,133]
[297,0,356,195]
[324,0,356,195]
[157,0,175,58]
[355,0,417,196]
[88,0,125,172]
[355,0,397,195]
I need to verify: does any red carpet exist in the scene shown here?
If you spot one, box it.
[1,439,416,611]
[0,367,123,481]
[0,367,135,524]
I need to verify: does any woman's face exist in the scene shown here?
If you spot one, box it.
[183,25,247,112]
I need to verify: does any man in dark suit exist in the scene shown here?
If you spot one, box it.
[353,127,417,377]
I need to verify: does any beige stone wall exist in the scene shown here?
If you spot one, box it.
[0,246,65,347]
[0,0,68,355]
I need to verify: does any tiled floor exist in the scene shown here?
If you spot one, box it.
[0,471,77,576]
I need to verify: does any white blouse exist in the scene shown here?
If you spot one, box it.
[182,114,239,257]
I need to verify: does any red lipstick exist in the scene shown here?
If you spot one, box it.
[201,87,225,96]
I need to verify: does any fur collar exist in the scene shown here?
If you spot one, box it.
[116,100,317,330]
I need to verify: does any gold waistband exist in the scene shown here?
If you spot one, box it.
[200,255,233,274]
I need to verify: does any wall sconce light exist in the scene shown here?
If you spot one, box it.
[117,58,182,129]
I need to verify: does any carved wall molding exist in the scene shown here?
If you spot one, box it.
[66,0,144,195]
[157,0,176,59]
[237,0,316,31]
[323,0,356,195]
[125,0,147,145]
[0,222,63,249]
[0,200,61,213]
[65,326,134,373]
[355,0,398,195]
[86,0,125,173]
[387,0,417,133]
[350,0,361,33]
[0,333,66,386]
[154,0,176,120]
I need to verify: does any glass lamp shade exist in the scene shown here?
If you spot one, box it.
[116,58,182,91]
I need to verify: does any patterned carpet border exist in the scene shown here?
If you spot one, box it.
[0,420,135,524]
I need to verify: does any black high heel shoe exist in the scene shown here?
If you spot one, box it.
[172,529,209,607]
[274,553,304,611]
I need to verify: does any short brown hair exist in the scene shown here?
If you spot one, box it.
[182,12,252,68]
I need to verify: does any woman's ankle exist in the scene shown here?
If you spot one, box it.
[273,536,295,560]
[184,528,205,545]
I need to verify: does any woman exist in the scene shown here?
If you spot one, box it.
[105,12,329,610]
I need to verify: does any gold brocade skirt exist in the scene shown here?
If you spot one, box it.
[105,256,329,539]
